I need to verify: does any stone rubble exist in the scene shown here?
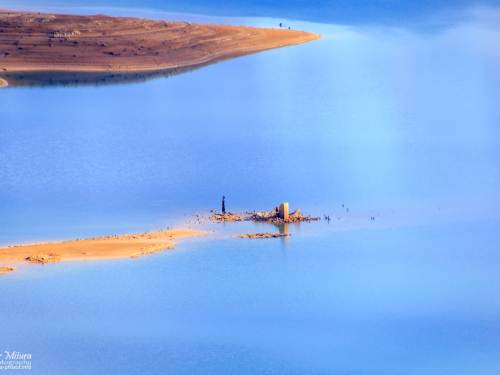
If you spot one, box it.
[209,212,244,222]
[208,205,320,223]
[248,206,320,224]
[0,265,16,275]
[236,233,290,239]
[26,253,62,264]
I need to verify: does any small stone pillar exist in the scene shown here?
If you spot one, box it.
[278,202,289,220]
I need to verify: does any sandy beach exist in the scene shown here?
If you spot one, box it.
[0,10,320,81]
[0,229,211,266]
[0,77,8,87]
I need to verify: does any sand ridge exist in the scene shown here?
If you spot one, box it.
[0,10,321,78]
[0,229,211,265]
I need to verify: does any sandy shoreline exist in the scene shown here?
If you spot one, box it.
[0,78,8,87]
[0,9,320,84]
[0,229,211,266]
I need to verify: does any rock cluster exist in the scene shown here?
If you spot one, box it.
[208,205,320,223]
[236,233,290,239]
[249,207,320,224]
[26,253,61,263]
[209,212,244,222]
[0,266,16,275]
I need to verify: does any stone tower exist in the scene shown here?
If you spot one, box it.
[278,202,289,220]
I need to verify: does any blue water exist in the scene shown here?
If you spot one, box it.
[1,3,500,374]
[4,0,500,25]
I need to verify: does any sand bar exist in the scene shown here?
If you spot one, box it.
[0,9,320,79]
[0,77,8,87]
[0,229,211,265]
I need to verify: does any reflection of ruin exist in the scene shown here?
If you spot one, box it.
[277,222,290,247]
[277,223,289,235]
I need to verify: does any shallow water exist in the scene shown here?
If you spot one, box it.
[1,5,500,374]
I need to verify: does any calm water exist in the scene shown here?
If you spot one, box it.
[4,0,500,25]
[1,4,500,374]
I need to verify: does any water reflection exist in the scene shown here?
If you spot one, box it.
[0,58,226,88]
[277,222,296,249]
[277,222,289,235]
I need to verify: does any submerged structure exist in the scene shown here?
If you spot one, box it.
[209,202,320,223]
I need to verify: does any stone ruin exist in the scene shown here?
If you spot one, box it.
[249,202,320,224]
[209,202,320,223]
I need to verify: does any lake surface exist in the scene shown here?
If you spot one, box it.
[1,4,500,374]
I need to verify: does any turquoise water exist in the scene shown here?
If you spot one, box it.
[1,5,500,374]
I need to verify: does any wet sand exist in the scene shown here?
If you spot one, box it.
[0,9,320,81]
[0,229,211,265]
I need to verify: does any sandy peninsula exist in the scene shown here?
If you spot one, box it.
[0,229,210,266]
[0,9,320,81]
